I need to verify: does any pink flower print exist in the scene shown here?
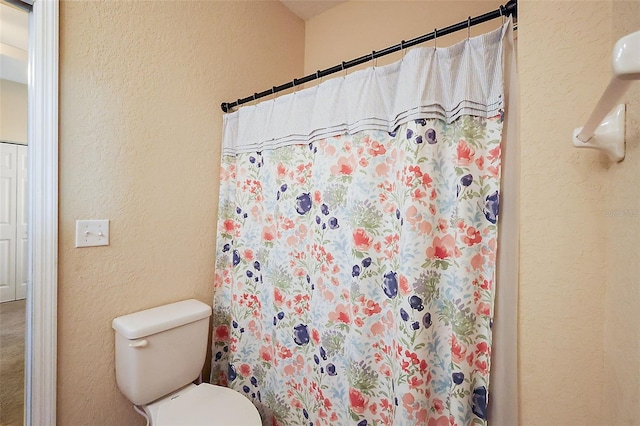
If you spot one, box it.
[426,235,456,259]
[428,416,450,426]
[438,218,448,232]
[375,162,390,177]
[475,156,485,170]
[367,140,387,156]
[349,388,369,415]
[422,172,433,187]
[312,328,321,345]
[276,163,287,178]
[380,364,392,377]
[399,274,411,296]
[243,249,254,261]
[462,226,482,246]
[330,155,356,176]
[222,219,235,234]
[215,325,230,341]
[408,376,424,390]
[354,317,364,327]
[239,363,251,377]
[475,359,489,375]
[363,300,382,316]
[359,157,369,167]
[476,342,490,355]
[262,225,276,242]
[488,144,501,162]
[433,398,445,414]
[457,139,476,166]
[370,321,385,336]
[451,335,467,364]
[471,253,485,271]
[353,228,373,250]
[328,303,351,324]
[477,302,491,317]
[402,393,417,416]
[259,345,273,362]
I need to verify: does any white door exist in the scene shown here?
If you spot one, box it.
[0,143,17,302]
[16,145,27,300]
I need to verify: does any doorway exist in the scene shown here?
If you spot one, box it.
[0,2,29,424]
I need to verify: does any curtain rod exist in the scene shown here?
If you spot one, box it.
[221,0,517,113]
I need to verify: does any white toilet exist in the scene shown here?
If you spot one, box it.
[112,299,261,426]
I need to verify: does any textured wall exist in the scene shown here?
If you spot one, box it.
[519,1,613,425]
[0,79,27,144]
[58,1,304,424]
[304,1,504,75]
[604,0,640,423]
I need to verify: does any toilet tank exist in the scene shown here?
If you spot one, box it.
[112,299,212,406]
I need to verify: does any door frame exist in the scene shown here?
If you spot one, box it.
[25,0,58,424]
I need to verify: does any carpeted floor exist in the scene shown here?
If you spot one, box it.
[0,299,25,426]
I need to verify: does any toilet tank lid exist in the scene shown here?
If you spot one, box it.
[112,299,212,340]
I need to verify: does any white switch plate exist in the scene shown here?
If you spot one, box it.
[75,220,110,248]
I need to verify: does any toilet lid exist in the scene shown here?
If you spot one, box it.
[155,384,262,426]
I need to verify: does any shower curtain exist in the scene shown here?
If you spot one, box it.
[213,22,514,426]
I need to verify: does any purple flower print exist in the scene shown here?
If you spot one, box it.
[296,193,312,215]
[484,191,499,224]
[232,250,240,266]
[293,324,310,345]
[426,128,437,144]
[329,217,339,229]
[415,118,427,126]
[452,372,464,385]
[400,308,409,321]
[422,312,432,328]
[228,364,237,382]
[406,129,414,139]
[352,265,361,277]
[409,295,424,311]
[382,272,398,299]
[326,363,337,376]
[472,386,488,420]
[460,174,473,187]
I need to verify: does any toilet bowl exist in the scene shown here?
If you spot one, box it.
[112,299,261,426]
[140,383,261,426]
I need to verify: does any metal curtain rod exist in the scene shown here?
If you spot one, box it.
[220,0,517,113]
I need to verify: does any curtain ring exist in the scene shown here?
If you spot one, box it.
[272,86,276,101]
[342,61,347,78]
[433,28,437,50]
[292,78,298,94]
[401,40,406,60]
[371,51,377,68]
[316,70,321,83]
[467,16,471,39]
[499,5,506,24]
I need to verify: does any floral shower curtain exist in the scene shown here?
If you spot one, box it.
[213,22,513,426]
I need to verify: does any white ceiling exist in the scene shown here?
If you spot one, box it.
[0,2,28,84]
[280,0,346,21]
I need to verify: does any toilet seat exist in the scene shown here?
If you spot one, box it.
[146,383,262,426]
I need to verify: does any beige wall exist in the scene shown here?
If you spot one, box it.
[58,1,304,424]
[519,1,614,424]
[604,0,640,423]
[304,1,504,74]
[0,79,27,144]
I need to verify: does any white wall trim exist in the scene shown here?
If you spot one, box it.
[25,0,58,425]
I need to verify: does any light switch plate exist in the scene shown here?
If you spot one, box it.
[75,220,110,248]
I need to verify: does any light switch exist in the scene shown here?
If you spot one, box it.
[75,220,110,248]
